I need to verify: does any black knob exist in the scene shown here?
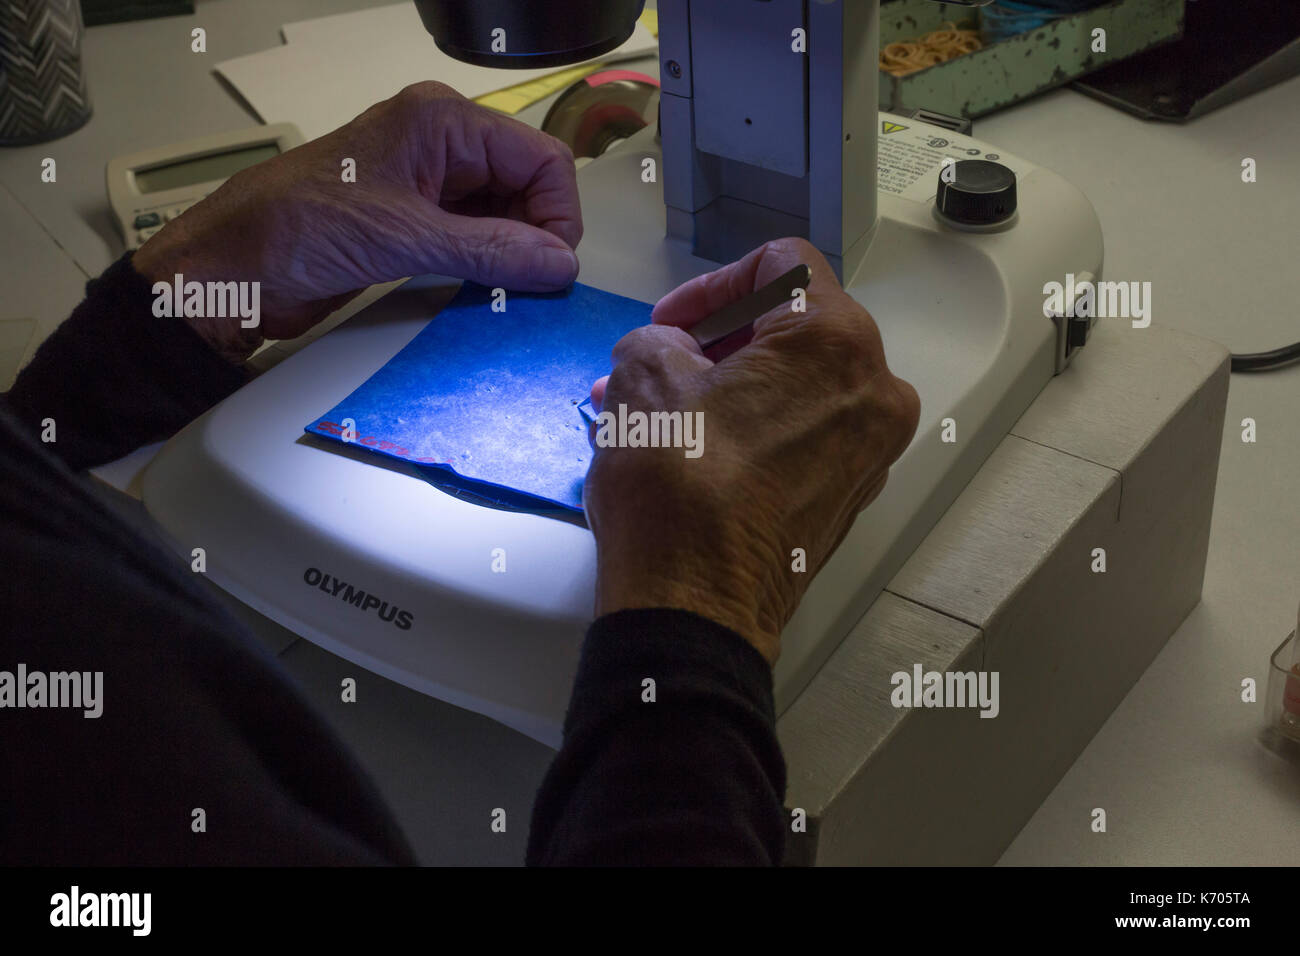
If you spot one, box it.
[935,159,1017,227]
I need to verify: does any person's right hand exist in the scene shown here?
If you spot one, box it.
[584,238,920,665]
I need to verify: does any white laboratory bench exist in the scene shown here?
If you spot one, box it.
[0,1,1295,865]
[977,82,1300,866]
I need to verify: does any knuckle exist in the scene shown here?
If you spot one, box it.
[804,312,917,459]
[612,324,653,356]
[606,326,703,406]
[878,375,913,425]
[391,82,463,122]
[697,265,738,302]
[602,362,651,407]
[398,80,457,105]
[893,378,922,448]
[614,324,691,364]
[759,237,834,288]
[658,324,700,354]
[820,319,880,373]
[480,236,514,278]
[448,223,510,280]
[546,131,575,163]
[609,331,656,374]
[391,83,425,111]
[870,374,921,456]
[894,377,921,428]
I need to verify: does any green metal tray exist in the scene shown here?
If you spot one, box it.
[879,0,1185,118]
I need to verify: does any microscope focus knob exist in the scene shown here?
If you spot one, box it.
[935,159,1017,229]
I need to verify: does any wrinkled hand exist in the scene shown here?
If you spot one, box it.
[133,81,582,362]
[585,238,920,664]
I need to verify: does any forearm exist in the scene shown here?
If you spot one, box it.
[4,251,249,470]
[526,608,787,866]
[0,403,417,865]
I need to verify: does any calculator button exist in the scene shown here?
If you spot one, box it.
[136,226,161,243]
[132,212,162,229]
[164,206,187,221]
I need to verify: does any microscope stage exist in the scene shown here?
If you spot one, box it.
[140,118,1102,745]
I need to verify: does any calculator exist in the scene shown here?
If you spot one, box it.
[106,122,305,249]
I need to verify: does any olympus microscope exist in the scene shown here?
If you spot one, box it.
[141,0,1104,744]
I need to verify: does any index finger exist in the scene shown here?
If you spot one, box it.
[436,98,584,250]
[650,237,840,330]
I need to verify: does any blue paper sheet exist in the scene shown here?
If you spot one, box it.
[305,281,653,514]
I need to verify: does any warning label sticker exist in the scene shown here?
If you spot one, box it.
[875,113,1036,204]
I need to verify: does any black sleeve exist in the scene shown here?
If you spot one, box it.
[0,398,417,865]
[526,608,788,866]
[4,253,785,866]
[4,251,248,471]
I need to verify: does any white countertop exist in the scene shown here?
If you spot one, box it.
[977,81,1300,864]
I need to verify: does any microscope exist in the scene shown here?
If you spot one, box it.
[142,0,1103,743]
[415,0,999,282]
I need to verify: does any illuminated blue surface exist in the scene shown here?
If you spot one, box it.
[306,280,651,513]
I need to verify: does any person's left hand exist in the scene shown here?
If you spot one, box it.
[133,81,583,362]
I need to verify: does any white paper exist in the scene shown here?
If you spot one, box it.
[217,2,657,141]
[279,2,434,46]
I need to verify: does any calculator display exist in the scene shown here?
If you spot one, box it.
[134,143,280,193]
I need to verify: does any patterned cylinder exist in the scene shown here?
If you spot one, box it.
[0,0,92,145]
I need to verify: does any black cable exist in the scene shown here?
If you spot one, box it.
[1230,340,1300,373]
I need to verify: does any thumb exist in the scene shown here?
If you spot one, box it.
[433,211,580,291]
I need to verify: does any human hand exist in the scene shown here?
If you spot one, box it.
[133,81,582,363]
[584,238,920,664]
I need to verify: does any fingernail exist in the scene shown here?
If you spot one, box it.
[530,246,579,287]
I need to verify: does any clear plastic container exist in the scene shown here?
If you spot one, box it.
[1260,630,1300,759]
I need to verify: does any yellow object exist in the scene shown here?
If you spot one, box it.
[474,8,660,115]
[880,21,982,77]
[475,64,604,114]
